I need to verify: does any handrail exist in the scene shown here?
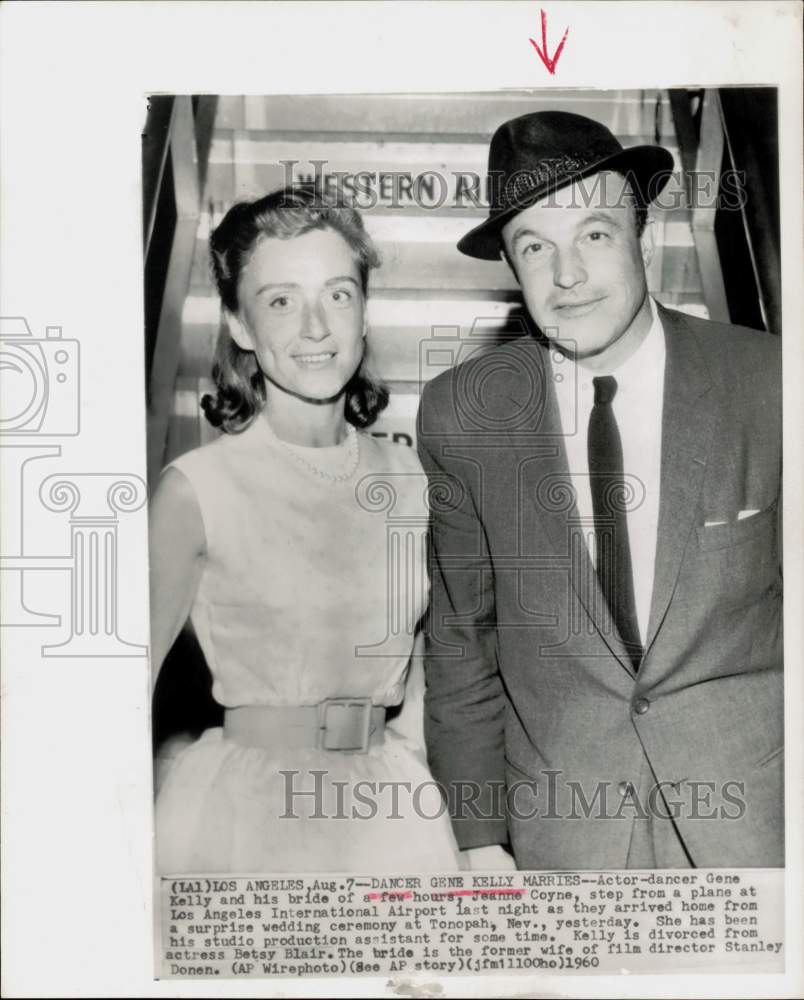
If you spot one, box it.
[142,96,175,261]
[717,87,781,335]
[669,87,780,334]
[144,96,203,485]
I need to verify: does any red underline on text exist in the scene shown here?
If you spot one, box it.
[433,889,525,897]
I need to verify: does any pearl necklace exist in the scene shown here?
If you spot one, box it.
[274,423,360,483]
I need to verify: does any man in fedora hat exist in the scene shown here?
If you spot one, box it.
[417,111,783,870]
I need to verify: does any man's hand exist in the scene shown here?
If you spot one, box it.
[459,845,517,871]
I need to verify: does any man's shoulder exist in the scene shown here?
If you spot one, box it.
[660,305,780,372]
[420,336,547,415]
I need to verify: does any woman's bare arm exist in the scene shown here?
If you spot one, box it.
[148,467,206,689]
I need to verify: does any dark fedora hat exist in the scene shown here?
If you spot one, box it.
[458,110,675,260]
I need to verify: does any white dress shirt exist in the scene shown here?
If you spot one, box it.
[550,297,666,643]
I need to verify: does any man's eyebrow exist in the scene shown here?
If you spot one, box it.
[509,227,549,249]
[509,211,625,251]
[576,211,623,229]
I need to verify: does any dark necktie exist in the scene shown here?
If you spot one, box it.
[588,375,642,668]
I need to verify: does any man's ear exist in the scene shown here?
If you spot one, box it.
[639,218,656,269]
[224,309,254,352]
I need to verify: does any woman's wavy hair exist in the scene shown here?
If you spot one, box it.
[201,185,388,433]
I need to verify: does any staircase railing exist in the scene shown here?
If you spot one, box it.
[142,95,217,486]
[669,87,780,335]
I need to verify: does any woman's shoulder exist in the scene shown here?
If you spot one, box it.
[158,430,254,548]
[161,433,254,521]
[166,426,251,478]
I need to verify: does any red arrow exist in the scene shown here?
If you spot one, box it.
[529,9,569,74]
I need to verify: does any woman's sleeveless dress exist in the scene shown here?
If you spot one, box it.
[155,416,461,873]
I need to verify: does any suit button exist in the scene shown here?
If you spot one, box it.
[633,697,651,715]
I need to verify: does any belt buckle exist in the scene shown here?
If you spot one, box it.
[318,697,373,753]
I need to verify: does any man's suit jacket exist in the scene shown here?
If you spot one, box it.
[417,303,783,869]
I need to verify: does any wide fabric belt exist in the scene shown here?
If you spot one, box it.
[224,698,386,754]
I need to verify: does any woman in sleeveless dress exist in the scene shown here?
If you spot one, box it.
[149,186,461,874]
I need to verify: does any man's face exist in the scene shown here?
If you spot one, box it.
[501,171,653,362]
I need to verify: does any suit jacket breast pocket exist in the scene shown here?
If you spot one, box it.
[696,504,777,552]
[694,505,779,610]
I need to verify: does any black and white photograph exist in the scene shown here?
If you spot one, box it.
[148,86,782,876]
[2,2,802,998]
[141,84,790,980]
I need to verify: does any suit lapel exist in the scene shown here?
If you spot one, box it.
[502,337,636,676]
[642,305,716,661]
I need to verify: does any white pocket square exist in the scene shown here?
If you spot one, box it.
[704,509,761,528]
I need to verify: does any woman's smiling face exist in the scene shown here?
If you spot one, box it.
[231,227,366,402]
